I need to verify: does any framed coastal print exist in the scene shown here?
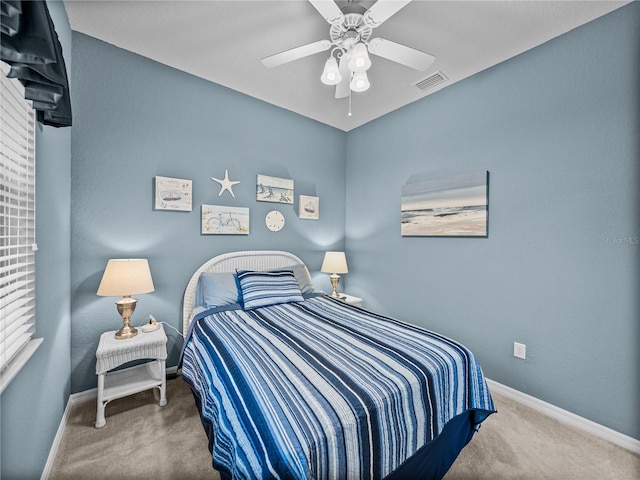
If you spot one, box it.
[256,174,294,204]
[154,176,192,211]
[401,171,489,237]
[201,205,250,235]
[299,195,319,220]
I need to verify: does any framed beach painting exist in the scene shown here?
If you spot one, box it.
[201,205,250,235]
[256,174,294,204]
[401,171,489,237]
[299,195,319,220]
[154,176,192,211]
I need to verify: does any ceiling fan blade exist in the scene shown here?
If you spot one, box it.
[363,0,412,28]
[367,37,435,71]
[335,55,351,98]
[308,0,344,25]
[261,40,332,68]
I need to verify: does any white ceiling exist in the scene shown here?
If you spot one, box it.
[64,0,629,131]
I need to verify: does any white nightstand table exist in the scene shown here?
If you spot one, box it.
[95,325,167,428]
[340,294,363,308]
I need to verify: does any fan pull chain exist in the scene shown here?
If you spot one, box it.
[348,80,353,117]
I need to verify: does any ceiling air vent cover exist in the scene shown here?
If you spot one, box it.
[414,71,448,91]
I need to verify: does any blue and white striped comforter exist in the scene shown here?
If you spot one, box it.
[181,296,495,480]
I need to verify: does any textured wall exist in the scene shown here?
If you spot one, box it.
[0,2,73,478]
[345,3,639,440]
[70,33,347,393]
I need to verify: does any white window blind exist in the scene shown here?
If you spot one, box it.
[0,61,41,394]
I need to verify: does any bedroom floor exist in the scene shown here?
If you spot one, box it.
[444,393,640,480]
[47,376,639,480]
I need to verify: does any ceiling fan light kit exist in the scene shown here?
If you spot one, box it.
[320,56,342,85]
[347,42,372,72]
[350,71,370,92]
[262,0,435,111]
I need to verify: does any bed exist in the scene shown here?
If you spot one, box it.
[180,250,495,480]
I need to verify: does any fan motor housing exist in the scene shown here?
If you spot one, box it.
[330,13,372,46]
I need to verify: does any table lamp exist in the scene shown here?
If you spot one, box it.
[321,251,348,299]
[97,259,155,339]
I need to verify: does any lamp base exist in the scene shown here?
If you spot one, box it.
[115,323,138,340]
[114,296,139,340]
[329,274,345,299]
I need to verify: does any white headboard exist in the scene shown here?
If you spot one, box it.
[182,250,308,333]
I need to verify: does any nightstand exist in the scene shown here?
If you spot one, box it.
[95,325,167,428]
[340,294,363,307]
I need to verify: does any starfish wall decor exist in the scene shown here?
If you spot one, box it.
[211,169,240,198]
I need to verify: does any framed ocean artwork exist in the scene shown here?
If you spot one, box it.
[401,171,489,237]
[154,176,192,211]
[256,174,294,204]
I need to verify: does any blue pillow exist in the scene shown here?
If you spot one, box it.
[236,269,304,310]
[199,272,240,309]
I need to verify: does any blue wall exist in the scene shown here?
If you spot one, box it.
[70,33,347,393]
[345,3,639,440]
[0,1,73,478]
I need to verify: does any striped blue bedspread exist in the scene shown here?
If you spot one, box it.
[181,296,495,479]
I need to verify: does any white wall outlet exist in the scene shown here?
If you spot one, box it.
[513,342,526,360]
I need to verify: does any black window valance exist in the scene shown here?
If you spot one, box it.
[1,0,72,127]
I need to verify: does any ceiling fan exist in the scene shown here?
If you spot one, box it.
[261,0,435,99]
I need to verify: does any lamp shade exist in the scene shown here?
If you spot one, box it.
[347,42,371,72]
[320,57,342,85]
[321,251,348,274]
[97,259,155,296]
[350,71,370,92]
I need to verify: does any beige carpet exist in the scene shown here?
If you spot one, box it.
[48,377,639,480]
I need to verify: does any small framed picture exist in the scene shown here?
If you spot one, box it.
[256,174,294,204]
[299,195,319,220]
[201,205,250,235]
[154,176,192,211]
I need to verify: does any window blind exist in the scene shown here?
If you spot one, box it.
[0,61,39,393]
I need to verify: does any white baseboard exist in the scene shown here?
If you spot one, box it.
[40,366,179,480]
[39,386,75,480]
[486,378,640,455]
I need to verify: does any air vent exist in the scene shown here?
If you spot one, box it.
[414,71,448,92]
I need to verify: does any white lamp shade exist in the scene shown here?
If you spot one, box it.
[347,42,371,72]
[97,259,155,296]
[350,71,370,92]
[321,251,348,274]
[320,57,342,85]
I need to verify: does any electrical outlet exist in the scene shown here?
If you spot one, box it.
[513,342,526,360]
